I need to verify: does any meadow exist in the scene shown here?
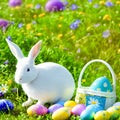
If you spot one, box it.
[0,0,120,119]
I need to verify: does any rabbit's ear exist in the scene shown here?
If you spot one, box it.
[6,39,24,60]
[28,41,42,60]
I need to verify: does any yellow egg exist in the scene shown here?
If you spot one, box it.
[52,107,71,120]
[64,100,77,109]
[107,106,120,119]
[27,105,36,115]
[94,110,110,120]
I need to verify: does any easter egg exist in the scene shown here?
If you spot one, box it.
[80,104,103,120]
[90,76,112,92]
[107,106,120,119]
[71,104,86,116]
[64,100,77,109]
[94,110,110,120]
[9,0,22,7]
[113,102,120,106]
[52,107,71,120]
[57,101,65,106]
[45,0,64,12]
[27,104,48,115]
[48,103,63,113]
[0,99,14,113]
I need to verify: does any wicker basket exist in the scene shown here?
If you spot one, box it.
[75,59,116,109]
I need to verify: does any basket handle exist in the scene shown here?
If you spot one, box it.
[78,59,116,93]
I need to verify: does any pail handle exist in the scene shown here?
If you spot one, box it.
[78,59,116,93]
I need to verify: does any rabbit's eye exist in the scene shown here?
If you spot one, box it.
[27,68,30,72]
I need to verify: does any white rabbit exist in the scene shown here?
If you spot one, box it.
[6,39,75,107]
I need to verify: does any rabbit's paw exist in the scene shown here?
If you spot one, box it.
[22,98,33,107]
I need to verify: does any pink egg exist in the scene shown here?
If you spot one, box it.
[71,104,86,116]
[27,104,48,115]
[45,0,64,12]
[48,103,63,113]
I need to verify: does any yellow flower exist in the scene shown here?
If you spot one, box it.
[15,6,20,9]
[26,4,33,8]
[99,1,105,5]
[118,49,120,54]
[39,13,45,17]
[103,14,111,21]
[79,11,85,15]
[58,24,62,28]
[57,34,63,38]
[59,16,63,20]
[71,35,76,40]
[33,14,37,18]
[118,23,120,27]
[82,79,86,83]
[116,1,120,4]
[7,80,13,85]
[26,23,32,30]
[36,33,42,36]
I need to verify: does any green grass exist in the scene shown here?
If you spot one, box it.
[0,0,120,119]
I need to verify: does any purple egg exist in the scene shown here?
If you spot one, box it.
[9,0,22,7]
[71,104,86,116]
[45,0,64,12]
[113,102,120,106]
[48,103,63,113]
[0,99,14,113]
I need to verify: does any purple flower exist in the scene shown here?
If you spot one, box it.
[88,0,92,2]
[4,60,9,65]
[0,91,4,97]
[63,1,68,6]
[32,21,37,24]
[105,1,114,7]
[93,4,99,8]
[102,30,110,38]
[7,36,12,41]
[70,4,78,10]
[18,23,23,28]
[0,19,10,32]
[35,4,41,9]
[70,19,81,30]
[9,0,22,7]
[94,23,100,28]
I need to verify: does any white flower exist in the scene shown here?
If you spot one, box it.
[0,84,8,94]
[88,97,100,105]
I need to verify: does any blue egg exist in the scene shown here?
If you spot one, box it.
[90,76,112,92]
[0,99,14,113]
[80,104,103,120]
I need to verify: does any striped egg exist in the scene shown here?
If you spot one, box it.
[107,106,120,119]
[0,99,14,113]
[27,104,48,115]
[94,110,110,120]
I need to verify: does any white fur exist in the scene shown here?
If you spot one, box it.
[6,39,75,107]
